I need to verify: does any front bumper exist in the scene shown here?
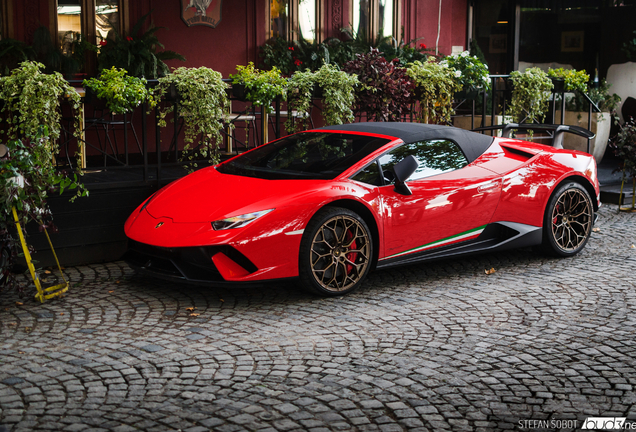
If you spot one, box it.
[124,240,262,286]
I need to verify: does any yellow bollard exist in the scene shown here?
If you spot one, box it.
[11,207,68,303]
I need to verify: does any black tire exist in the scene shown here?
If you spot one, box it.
[542,181,594,257]
[299,207,373,296]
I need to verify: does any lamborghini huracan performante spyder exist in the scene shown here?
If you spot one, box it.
[124,122,600,296]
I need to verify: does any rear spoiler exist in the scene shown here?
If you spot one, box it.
[472,123,595,151]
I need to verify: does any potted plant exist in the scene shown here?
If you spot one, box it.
[286,64,358,132]
[406,58,461,124]
[563,78,621,163]
[508,67,554,124]
[0,61,87,295]
[97,12,185,78]
[154,66,231,167]
[229,62,287,114]
[83,67,155,115]
[547,67,589,94]
[344,48,414,122]
[0,61,83,162]
[441,50,490,99]
[285,69,315,133]
[612,120,636,211]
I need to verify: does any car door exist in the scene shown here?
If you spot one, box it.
[377,139,502,260]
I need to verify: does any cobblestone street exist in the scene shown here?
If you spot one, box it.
[1,205,635,432]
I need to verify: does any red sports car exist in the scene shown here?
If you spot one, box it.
[124,122,599,296]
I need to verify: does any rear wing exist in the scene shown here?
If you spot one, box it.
[472,123,595,152]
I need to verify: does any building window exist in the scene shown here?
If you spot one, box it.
[1,0,9,39]
[298,0,316,42]
[352,0,399,41]
[95,0,120,41]
[57,0,120,51]
[270,0,321,43]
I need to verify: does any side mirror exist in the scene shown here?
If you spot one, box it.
[393,155,418,196]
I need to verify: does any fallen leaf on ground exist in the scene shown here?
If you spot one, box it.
[220,299,224,302]
[15,302,23,306]
[60,313,64,316]
[186,307,196,312]
[44,270,51,274]
[632,245,636,249]
[115,281,120,284]
[8,322,16,326]
[108,290,114,293]
[485,268,497,275]
[592,227,601,233]
[189,313,200,317]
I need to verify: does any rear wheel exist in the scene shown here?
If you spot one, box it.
[299,207,373,296]
[542,182,593,257]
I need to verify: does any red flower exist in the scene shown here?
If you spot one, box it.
[288,46,294,51]
[99,40,107,46]
[126,36,133,41]
[294,59,302,66]
[420,43,427,49]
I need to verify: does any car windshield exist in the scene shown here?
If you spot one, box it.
[217,132,391,180]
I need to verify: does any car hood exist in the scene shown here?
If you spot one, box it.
[145,167,327,223]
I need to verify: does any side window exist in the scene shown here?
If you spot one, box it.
[351,161,382,186]
[378,140,468,182]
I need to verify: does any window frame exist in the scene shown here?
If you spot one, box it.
[350,0,401,43]
[269,0,324,43]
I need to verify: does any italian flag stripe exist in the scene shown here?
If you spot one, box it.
[382,225,486,260]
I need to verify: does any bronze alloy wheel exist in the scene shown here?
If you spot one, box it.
[549,184,593,254]
[310,214,371,292]
[302,209,373,295]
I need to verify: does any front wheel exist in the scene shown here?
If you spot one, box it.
[299,207,373,296]
[542,182,593,257]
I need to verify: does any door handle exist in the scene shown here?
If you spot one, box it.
[478,181,500,193]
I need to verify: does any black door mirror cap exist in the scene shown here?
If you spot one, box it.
[393,155,418,195]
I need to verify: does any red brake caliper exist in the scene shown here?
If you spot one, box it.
[345,230,357,274]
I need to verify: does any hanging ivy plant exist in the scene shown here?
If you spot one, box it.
[508,67,554,124]
[83,67,156,114]
[314,64,358,126]
[0,61,88,294]
[406,58,461,124]
[155,66,231,167]
[286,69,316,133]
[0,61,81,143]
[286,64,359,133]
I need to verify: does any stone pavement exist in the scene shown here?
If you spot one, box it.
[1,205,636,432]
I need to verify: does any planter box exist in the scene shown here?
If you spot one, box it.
[557,111,611,164]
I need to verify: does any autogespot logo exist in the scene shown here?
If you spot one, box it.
[518,418,635,430]
[581,417,629,430]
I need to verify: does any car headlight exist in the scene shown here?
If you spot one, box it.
[211,209,274,230]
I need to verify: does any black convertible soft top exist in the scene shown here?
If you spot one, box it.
[317,122,494,163]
